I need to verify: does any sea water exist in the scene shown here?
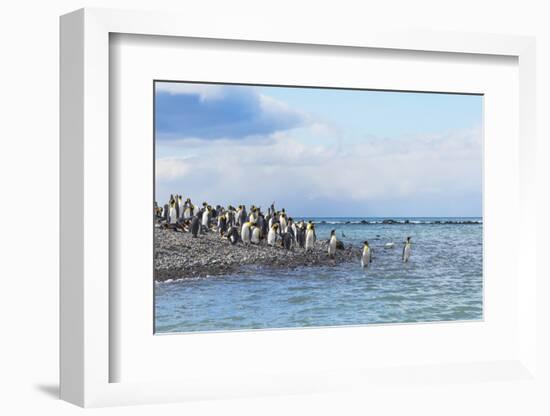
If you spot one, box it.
[154,217,483,333]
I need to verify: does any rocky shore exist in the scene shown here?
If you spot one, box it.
[154,226,357,281]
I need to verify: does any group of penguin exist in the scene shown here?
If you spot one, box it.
[155,195,413,268]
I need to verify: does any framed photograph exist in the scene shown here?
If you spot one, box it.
[60,8,538,407]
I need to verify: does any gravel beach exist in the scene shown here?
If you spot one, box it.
[154,226,357,281]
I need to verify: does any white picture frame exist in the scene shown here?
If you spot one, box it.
[60,7,537,407]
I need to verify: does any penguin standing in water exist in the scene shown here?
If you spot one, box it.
[361,241,372,268]
[241,221,252,245]
[251,225,261,245]
[190,216,200,238]
[402,236,412,263]
[327,229,337,257]
[305,221,316,251]
[267,224,279,246]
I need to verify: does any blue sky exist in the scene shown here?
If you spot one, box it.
[155,82,483,217]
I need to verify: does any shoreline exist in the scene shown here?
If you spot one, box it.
[154,227,357,281]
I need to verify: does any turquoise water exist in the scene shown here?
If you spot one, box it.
[155,217,483,333]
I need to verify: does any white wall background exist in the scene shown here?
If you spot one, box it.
[0,1,548,415]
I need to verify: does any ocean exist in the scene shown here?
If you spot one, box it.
[154,217,483,333]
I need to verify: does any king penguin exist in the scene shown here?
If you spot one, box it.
[267,223,279,246]
[361,241,372,268]
[241,221,252,245]
[227,226,240,245]
[190,216,200,238]
[328,229,337,257]
[305,221,316,251]
[201,206,211,231]
[402,236,412,262]
[251,225,261,245]
[169,198,177,224]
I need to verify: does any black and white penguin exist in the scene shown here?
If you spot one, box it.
[227,226,240,245]
[251,225,261,245]
[305,221,316,251]
[267,223,279,246]
[241,221,252,245]
[239,205,247,226]
[402,236,412,262]
[190,216,200,238]
[163,203,169,222]
[257,214,266,238]
[168,198,178,224]
[295,221,306,248]
[176,195,183,219]
[281,232,293,250]
[279,210,287,233]
[183,198,192,219]
[201,206,211,231]
[328,229,337,257]
[218,214,227,236]
[361,240,372,268]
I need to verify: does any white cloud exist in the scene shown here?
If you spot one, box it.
[156,124,482,217]
[156,157,193,180]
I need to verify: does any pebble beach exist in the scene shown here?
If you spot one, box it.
[154,226,356,281]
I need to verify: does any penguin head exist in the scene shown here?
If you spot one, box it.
[273,224,279,230]
[331,229,336,236]
[406,236,411,243]
[363,240,369,247]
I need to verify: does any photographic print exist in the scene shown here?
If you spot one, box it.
[153,81,483,333]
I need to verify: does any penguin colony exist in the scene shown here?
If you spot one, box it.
[155,195,412,268]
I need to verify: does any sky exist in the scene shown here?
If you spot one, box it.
[155,81,483,217]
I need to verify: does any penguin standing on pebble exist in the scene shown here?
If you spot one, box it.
[305,221,316,251]
[201,206,211,232]
[190,216,200,238]
[177,195,183,219]
[183,199,192,219]
[296,222,306,248]
[169,198,178,224]
[227,226,240,245]
[218,214,227,236]
[279,210,287,233]
[267,224,279,246]
[251,225,261,244]
[241,221,252,245]
[163,203,169,222]
[281,232,293,250]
